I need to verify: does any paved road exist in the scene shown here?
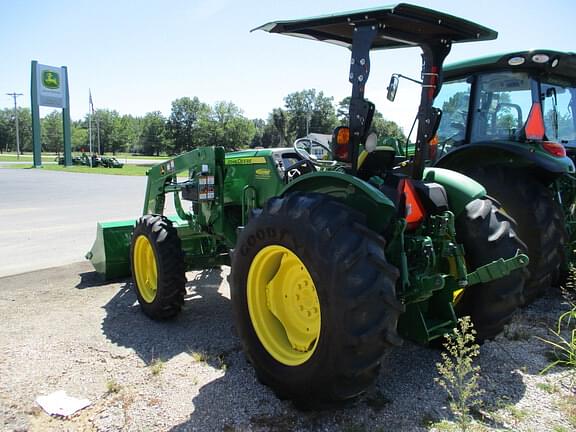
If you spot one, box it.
[0,169,147,277]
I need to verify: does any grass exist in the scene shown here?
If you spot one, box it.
[3,163,150,176]
[106,379,122,394]
[190,351,208,362]
[190,350,228,370]
[149,358,165,376]
[506,405,528,421]
[537,296,576,375]
[557,395,576,428]
[536,382,558,394]
[114,152,168,160]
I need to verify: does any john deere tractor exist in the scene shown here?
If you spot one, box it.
[88,4,529,406]
[426,50,576,303]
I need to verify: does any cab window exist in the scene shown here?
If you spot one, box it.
[434,78,471,154]
[471,72,533,142]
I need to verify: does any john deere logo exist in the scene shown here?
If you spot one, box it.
[42,71,60,89]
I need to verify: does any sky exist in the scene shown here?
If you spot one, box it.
[1,0,574,133]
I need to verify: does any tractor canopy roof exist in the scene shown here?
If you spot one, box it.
[253,3,497,50]
[444,50,576,83]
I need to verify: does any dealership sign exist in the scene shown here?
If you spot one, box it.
[36,63,67,108]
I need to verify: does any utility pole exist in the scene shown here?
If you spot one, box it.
[96,115,101,155]
[6,92,23,159]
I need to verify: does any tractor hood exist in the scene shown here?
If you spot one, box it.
[253,3,497,49]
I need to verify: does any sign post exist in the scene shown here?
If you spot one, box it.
[30,61,72,167]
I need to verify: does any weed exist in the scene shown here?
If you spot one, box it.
[191,351,208,362]
[536,382,558,394]
[435,316,484,432]
[430,419,459,431]
[557,395,576,428]
[215,354,228,371]
[537,297,575,376]
[190,350,228,370]
[106,379,122,394]
[505,405,528,421]
[150,358,165,376]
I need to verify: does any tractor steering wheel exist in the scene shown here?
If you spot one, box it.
[293,139,338,169]
[284,159,317,183]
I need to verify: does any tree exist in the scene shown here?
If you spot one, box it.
[0,107,32,153]
[337,97,406,142]
[166,97,211,154]
[284,89,338,139]
[272,108,290,146]
[110,114,139,154]
[71,121,88,152]
[41,110,63,153]
[207,101,255,150]
[140,111,167,155]
[250,118,266,148]
[371,113,406,142]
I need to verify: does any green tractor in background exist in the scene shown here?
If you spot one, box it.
[428,50,576,303]
[88,4,529,406]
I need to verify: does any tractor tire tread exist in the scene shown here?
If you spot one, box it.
[231,192,402,406]
[455,198,527,340]
[131,215,186,320]
[463,166,563,303]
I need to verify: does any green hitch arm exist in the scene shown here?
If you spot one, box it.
[466,250,529,287]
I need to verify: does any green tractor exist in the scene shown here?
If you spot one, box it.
[88,4,529,406]
[426,50,576,302]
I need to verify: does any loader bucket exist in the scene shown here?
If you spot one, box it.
[86,219,135,280]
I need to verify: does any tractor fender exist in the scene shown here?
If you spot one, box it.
[435,143,575,177]
[422,167,486,217]
[281,171,396,234]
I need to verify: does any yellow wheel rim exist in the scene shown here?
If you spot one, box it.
[133,235,158,303]
[247,245,321,366]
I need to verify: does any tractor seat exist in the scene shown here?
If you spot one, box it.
[357,146,397,179]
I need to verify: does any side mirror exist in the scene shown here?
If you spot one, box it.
[387,75,399,102]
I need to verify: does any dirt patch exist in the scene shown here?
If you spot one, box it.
[0,262,573,431]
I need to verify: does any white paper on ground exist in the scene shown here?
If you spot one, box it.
[36,390,91,417]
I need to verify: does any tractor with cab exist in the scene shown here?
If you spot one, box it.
[424,50,576,302]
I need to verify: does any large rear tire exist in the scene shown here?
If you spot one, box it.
[230,193,403,406]
[462,166,563,304]
[130,214,186,319]
[455,198,527,341]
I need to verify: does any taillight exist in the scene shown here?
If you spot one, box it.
[525,102,545,141]
[332,126,351,162]
[429,135,438,160]
[542,141,566,157]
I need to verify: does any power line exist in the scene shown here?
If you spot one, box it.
[6,92,23,159]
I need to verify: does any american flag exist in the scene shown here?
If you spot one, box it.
[89,89,94,114]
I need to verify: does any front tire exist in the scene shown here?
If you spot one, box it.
[230,193,403,406]
[455,198,527,341]
[130,215,186,319]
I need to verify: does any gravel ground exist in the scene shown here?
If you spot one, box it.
[0,262,574,432]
